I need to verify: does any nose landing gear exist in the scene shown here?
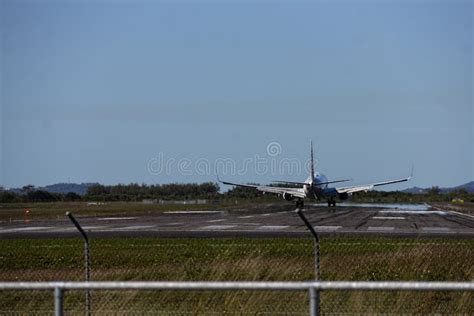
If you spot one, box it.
[327,199,336,207]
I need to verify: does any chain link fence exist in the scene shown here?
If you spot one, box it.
[1,236,472,314]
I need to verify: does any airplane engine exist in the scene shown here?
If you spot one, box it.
[282,192,294,201]
[338,192,349,200]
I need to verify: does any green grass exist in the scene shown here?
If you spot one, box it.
[0,201,227,221]
[1,237,472,314]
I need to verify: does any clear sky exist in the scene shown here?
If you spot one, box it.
[1,0,472,189]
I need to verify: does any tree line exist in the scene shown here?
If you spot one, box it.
[351,187,473,203]
[0,183,472,203]
[0,183,220,203]
[86,182,220,201]
[0,188,81,203]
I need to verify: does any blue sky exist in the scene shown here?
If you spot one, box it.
[1,0,472,189]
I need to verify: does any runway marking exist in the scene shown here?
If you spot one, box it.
[114,225,156,230]
[81,226,107,230]
[367,226,395,231]
[372,216,405,220]
[164,211,223,214]
[238,215,254,219]
[314,226,342,231]
[0,226,51,233]
[199,225,236,230]
[97,217,137,221]
[228,222,261,226]
[50,226,107,232]
[257,225,289,230]
[421,227,450,231]
[340,203,430,210]
[447,210,474,220]
[429,204,474,219]
[208,219,226,223]
[162,222,182,226]
[261,213,272,216]
[379,210,446,215]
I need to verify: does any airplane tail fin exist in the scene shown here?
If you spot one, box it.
[310,140,315,178]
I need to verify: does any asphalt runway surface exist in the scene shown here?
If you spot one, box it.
[0,203,473,238]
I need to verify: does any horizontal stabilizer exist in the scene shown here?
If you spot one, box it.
[317,179,352,186]
[272,180,308,186]
[272,179,351,186]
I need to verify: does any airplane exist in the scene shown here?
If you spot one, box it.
[218,141,411,208]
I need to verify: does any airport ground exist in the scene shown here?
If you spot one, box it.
[0,201,472,313]
[1,236,473,313]
[0,201,472,238]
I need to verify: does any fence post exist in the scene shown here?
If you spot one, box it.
[309,286,318,316]
[54,287,64,316]
[66,212,91,316]
[296,208,320,315]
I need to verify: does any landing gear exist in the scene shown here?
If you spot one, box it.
[296,199,304,208]
[327,199,336,207]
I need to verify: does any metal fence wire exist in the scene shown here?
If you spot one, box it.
[1,235,473,314]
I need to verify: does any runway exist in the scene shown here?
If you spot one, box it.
[0,203,473,238]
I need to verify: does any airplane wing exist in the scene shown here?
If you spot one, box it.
[218,178,306,199]
[335,176,411,195]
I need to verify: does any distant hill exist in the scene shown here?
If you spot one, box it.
[403,181,474,194]
[402,186,428,194]
[444,181,474,193]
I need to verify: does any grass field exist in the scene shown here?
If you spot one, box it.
[0,200,287,222]
[1,236,472,314]
[0,201,228,221]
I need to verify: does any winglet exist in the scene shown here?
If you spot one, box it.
[409,164,414,180]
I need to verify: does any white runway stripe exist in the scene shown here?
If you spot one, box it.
[0,226,51,233]
[314,226,342,231]
[51,226,107,232]
[227,222,261,226]
[80,226,107,230]
[447,210,474,219]
[113,225,156,230]
[164,211,222,214]
[379,210,446,215]
[421,227,450,231]
[208,219,226,223]
[367,226,395,231]
[199,225,236,230]
[97,217,137,221]
[372,216,405,220]
[257,225,289,230]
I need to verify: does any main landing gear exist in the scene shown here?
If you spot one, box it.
[296,199,304,208]
[327,199,336,207]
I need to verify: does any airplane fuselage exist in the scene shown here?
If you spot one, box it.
[303,173,333,200]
